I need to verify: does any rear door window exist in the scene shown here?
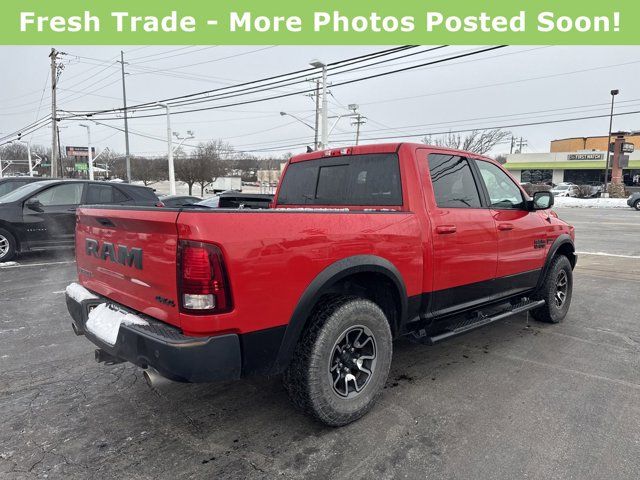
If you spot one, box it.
[85,184,131,204]
[427,154,481,208]
[278,153,402,206]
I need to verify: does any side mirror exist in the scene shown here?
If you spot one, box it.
[530,191,554,210]
[25,198,43,212]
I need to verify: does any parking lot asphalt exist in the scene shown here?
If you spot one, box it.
[1,207,639,479]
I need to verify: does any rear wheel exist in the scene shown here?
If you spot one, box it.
[532,255,573,323]
[283,296,392,426]
[0,228,17,262]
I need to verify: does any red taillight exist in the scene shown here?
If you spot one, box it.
[178,241,232,314]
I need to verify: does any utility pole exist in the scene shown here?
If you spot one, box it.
[348,104,366,145]
[321,66,328,149]
[313,80,320,150]
[49,48,60,178]
[310,60,328,149]
[510,136,516,154]
[119,50,132,182]
[57,125,63,177]
[518,137,528,153]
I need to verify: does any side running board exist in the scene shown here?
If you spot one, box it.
[422,298,546,345]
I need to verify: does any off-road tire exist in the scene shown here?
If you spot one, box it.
[531,255,573,323]
[0,228,17,262]
[283,296,393,426]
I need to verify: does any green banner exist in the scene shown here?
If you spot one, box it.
[0,0,638,45]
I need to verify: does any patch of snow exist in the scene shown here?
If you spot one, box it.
[85,303,148,346]
[553,197,629,209]
[65,282,99,303]
[0,261,19,268]
[576,251,640,259]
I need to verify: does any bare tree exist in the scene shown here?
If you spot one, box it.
[191,140,232,196]
[423,129,511,155]
[174,157,200,195]
[131,157,167,186]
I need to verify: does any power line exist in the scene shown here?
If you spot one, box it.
[60,46,421,117]
[60,46,506,121]
[126,46,446,112]
[359,57,640,108]
[127,45,215,63]
[230,108,640,152]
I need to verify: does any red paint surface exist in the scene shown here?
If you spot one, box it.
[76,143,573,337]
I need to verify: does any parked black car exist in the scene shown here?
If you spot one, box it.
[628,192,640,210]
[158,194,202,207]
[0,176,47,198]
[0,180,159,262]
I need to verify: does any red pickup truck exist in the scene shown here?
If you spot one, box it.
[66,143,576,426]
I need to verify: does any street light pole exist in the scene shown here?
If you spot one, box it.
[17,140,34,177]
[158,103,176,195]
[79,124,94,180]
[280,112,315,130]
[604,89,619,197]
[172,131,195,152]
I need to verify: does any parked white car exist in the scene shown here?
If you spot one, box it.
[551,183,580,197]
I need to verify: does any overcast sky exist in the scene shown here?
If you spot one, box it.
[1,45,640,158]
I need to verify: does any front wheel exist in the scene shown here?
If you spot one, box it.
[0,228,17,263]
[283,296,393,426]
[532,255,573,323]
[634,199,640,211]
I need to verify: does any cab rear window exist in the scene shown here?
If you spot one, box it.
[277,153,402,206]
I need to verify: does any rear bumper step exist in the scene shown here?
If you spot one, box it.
[423,298,545,344]
[65,286,242,383]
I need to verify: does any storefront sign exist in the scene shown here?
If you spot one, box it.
[66,146,96,158]
[567,153,603,160]
[622,142,635,153]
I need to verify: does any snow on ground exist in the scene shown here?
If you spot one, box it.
[129,180,267,197]
[553,197,629,209]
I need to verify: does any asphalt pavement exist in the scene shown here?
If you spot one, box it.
[1,207,639,479]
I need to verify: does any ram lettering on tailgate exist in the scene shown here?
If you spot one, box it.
[85,238,143,270]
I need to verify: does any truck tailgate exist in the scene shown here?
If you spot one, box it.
[75,207,182,328]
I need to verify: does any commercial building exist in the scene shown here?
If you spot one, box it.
[504,132,640,186]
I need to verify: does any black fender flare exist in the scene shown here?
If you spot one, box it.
[536,234,576,290]
[272,255,408,373]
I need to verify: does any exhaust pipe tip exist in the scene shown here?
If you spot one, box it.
[143,367,174,391]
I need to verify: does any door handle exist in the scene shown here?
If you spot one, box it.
[498,223,514,231]
[436,225,457,234]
